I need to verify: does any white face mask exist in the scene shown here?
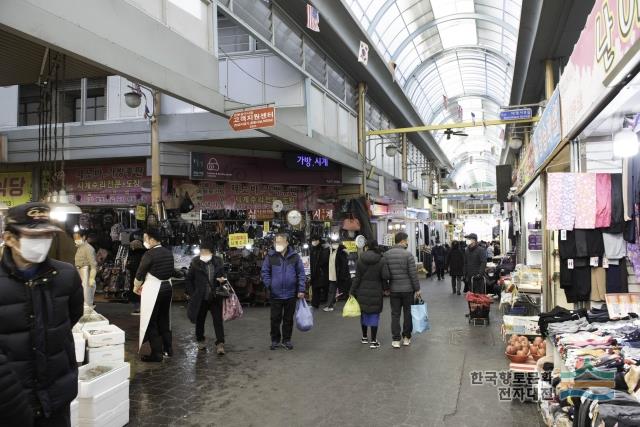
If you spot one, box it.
[275,244,286,253]
[17,237,53,264]
[331,243,339,250]
[200,255,212,263]
[311,241,319,247]
[74,239,83,247]
[143,241,151,249]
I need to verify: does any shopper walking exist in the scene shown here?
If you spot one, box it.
[447,241,465,295]
[350,240,389,349]
[185,237,227,355]
[134,228,175,362]
[261,233,306,350]
[383,232,421,348]
[74,229,98,308]
[463,233,487,293]
[309,235,329,309]
[486,242,494,261]
[432,242,446,280]
[323,238,351,312]
[126,239,146,315]
[0,202,84,427]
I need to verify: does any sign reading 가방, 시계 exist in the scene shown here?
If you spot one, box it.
[0,172,32,208]
[228,107,275,131]
[228,233,249,248]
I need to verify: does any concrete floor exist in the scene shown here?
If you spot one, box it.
[97,276,544,427]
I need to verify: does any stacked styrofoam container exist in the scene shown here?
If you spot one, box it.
[74,308,129,427]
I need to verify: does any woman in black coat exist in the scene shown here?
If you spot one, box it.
[350,240,389,349]
[185,238,227,355]
[447,241,465,295]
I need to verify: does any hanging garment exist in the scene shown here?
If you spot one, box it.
[590,267,606,302]
[624,158,634,221]
[606,173,624,233]
[546,173,565,231]
[585,229,605,257]
[575,173,597,228]
[603,232,626,260]
[563,265,591,303]
[606,264,626,294]
[595,173,612,228]
[559,230,577,259]
[559,173,577,230]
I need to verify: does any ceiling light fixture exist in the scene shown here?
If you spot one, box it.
[613,128,639,158]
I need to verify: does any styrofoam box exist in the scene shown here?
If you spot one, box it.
[70,399,78,427]
[86,344,125,364]
[83,324,125,348]
[73,313,109,333]
[78,399,129,427]
[78,362,130,398]
[73,332,86,363]
[79,379,129,420]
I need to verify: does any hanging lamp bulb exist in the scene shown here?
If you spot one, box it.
[48,189,82,222]
[613,128,639,158]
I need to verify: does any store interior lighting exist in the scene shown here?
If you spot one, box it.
[48,190,82,222]
[385,144,399,157]
[613,128,639,158]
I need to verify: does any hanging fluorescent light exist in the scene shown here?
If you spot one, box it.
[613,128,639,158]
[508,138,522,150]
[385,144,399,157]
[48,189,82,221]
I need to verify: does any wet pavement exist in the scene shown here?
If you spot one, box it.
[96,276,544,427]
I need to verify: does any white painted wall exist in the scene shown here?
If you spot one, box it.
[0,86,18,128]
[106,76,153,120]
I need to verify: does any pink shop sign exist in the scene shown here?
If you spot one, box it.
[560,0,640,139]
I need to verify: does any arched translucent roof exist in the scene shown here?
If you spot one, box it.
[344,0,522,187]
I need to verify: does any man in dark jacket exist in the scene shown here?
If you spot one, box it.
[383,232,421,348]
[185,237,227,355]
[447,241,465,295]
[134,228,175,362]
[309,235,329,309]
[261,233,306,350]
[0,202,83,427]
[432,243,446,280]
[463,233,487,293]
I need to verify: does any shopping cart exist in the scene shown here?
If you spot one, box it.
[466,274,492,326]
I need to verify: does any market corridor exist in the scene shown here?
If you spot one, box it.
[98,276,542,427]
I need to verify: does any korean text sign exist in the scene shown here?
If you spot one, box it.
[0,172,31,207]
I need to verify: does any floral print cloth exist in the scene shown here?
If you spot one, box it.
[595,173,612,228]
[547,173,576,231]
[574,173,597,229]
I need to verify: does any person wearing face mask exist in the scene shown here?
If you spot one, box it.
[134,228,175,362]
[383,232,421,348]
[309,235,329,309]
[0,202,84,427]
[322,238,351,312]
[261,233,306,350]
[463,233,486,294]
[73,230,98,308]
[185,237,227,355]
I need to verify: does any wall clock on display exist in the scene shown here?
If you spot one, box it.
[287,210,302,226]
[355,235,367,249]
[272,199,283,213]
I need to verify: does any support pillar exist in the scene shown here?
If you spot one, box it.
[151,90,162,217]
[401,133,408,183]
[357,82,367,196]
[544,59,554,100]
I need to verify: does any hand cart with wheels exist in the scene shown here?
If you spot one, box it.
[466,274,492,326]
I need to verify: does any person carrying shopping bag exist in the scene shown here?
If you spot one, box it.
[185,237,228,355]
[383,232,422,348]
[350,240,389,349]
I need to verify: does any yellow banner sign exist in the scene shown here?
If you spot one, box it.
[135,205,147,221]
[343,241,357,253]
[228,233,249,248]
[263,221,270,233]
[0,172,32,208]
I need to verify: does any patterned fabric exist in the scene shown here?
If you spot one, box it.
[595,173,612,228]
[546,173,565,231]
[574,173,597,229]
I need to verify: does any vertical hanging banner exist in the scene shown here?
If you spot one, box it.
[306,4,320,32]
[357,41,369,65]
[532,87,562,170]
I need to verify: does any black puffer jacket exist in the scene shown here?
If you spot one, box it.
[351,250,389,314]
[464,244,486,281]
[185,256,225,323]
[447,248,465,276]
[0,249,83,424]
[309,244,329,288]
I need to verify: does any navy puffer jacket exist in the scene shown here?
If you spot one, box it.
[0,249,83,424]
[261,248,306,300]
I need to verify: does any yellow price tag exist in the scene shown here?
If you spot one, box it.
[263,221,270,233]
[343,241,357,253]
[135,205,147,221]
[228,233,249,248]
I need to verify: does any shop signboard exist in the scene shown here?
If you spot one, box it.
[228,106,275,131]
[172,179,337,212]
[190,153,341,185]
[228,233,249,248]
[559,0,640,139]
[531,88,562,170]
[0,172,32,208]
[342,241,357,253]
[499,108,532,121]
[63,164,156,206]
[283,152,334,170]
[371,203,389,216]
[135,205,147,221]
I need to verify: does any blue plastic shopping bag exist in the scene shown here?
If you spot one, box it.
[295,299,314,332]
[411,297,430,334]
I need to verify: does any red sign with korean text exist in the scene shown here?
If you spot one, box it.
[229,107,276,131]
[64,164,156,205]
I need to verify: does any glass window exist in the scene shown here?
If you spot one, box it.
[273,10,303,65]
[85,77,106,122]
[218,12,250,54]
[303,40,326,85]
